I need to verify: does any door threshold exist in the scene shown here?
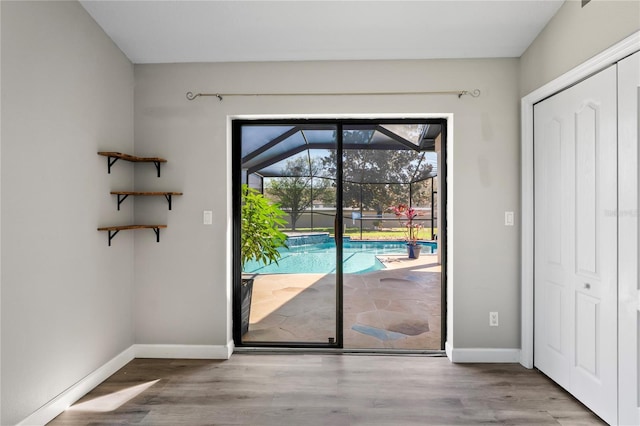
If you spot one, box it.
[233,347,447,357]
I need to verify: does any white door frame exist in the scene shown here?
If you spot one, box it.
[520,31,640,369]
[229,112,455,353]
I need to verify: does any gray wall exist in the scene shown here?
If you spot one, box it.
[0,1,135,424]
[133,58,521,350]
[520,0,640,96]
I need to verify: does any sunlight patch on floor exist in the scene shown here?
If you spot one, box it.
[67,379,160,412]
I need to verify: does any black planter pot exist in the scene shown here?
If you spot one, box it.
[240,277,254,336]
[407,243,422,259]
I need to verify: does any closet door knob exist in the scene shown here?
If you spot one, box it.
[584,283,591,290]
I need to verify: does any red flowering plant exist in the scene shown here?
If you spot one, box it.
[392,203,423,245]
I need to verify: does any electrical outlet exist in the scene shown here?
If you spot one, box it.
[490,311,499,327]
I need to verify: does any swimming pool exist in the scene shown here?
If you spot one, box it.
[243,238,437,275]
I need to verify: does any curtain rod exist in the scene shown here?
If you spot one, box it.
[185,89,480,101]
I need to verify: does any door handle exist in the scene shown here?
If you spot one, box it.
[584,283,591,290]
[334,214,338,243]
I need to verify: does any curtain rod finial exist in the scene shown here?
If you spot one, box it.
[186,91,198,101]
[459,89,481,98]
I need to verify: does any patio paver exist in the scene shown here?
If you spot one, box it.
[243,253,441,350]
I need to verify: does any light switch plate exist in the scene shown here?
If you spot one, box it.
[505,211,514,226]
[490,311,499,327]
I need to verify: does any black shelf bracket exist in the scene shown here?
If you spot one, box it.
[116,194,129,210]
[102,155,162,177]
[106,156,119,174]
[104,227,162,246]
[164,194,173,210]
[107,230,120,246]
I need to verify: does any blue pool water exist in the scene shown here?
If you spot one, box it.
[244,239,437,275]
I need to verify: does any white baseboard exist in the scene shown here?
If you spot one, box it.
[18,342,234,425]
[134,343,233,359]
[445,342,521,363]
[445,340,454,360]
[17,346,136,426]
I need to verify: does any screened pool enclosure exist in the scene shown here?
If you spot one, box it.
[240,122,441,239]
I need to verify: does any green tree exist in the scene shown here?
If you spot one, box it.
[265,157,331,230]
[321,148,432,214]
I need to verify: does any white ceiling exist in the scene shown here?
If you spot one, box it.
[80,0,565,64]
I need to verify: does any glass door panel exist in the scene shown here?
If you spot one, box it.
[238,123,339,346]
[341,123,441,350]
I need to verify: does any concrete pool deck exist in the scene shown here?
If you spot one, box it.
[243,253,441,350]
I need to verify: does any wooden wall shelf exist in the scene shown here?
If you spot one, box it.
[111,191,183,210]
[97,225,167,246]
[98,151,180,246]
[98,151,167,177]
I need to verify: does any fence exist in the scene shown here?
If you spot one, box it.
[280,209,438,240]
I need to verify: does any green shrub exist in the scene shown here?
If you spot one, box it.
[241,184,288,269]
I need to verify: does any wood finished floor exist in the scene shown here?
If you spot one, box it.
[49,354,604,426]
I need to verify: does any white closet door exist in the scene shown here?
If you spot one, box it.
[534,65,618,424]
[618,51,640,426]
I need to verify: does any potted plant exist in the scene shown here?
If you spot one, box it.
[240,184,288,335]
[392,203,424,259]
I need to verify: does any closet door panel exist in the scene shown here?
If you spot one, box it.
[618,50,640,426]
[534,65,617,425]
[572,72,618,423]
[571,66,618,424]
[534,93,574,391]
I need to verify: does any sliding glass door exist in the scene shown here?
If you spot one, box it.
[233,119,445,350]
